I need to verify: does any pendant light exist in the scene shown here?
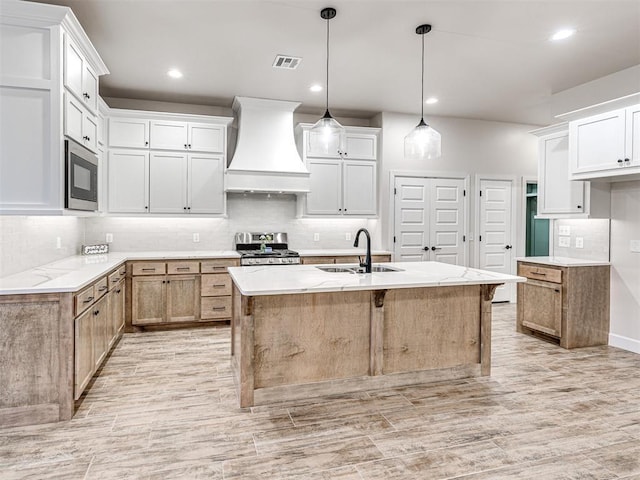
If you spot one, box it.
[310,7,345,153]
[405,24,441,160]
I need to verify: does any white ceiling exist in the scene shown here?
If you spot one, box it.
[32,0,640,125]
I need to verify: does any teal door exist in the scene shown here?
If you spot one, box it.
[525,183,549,256]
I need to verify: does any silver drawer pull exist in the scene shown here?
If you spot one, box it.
[141,268,156,272]
[82,296,94,303]
[212,284,226,288]
[97,286,107,291]
[210,266,225,271]
[531,271,546,276]
[212,307,226,311]
[176,267,191,271]
[111,278,119,283]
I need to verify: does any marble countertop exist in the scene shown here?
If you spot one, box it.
[228,261,525,296]
[516,256,611,267]
[0,251,239,295]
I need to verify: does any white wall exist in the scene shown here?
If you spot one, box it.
[0,216,85,277]
[552,219,610,261]
[609,180,640,353]
[374,111,538,264]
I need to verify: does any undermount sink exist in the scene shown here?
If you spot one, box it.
[315,265,404,274]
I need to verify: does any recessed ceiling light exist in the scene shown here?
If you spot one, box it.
[425,97,439,105]
[167,68,183,79]
[310,84,323,93]
[550,29,576,41]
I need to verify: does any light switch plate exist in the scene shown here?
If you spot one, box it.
[105,233,113,243]
[575,237,584,248]
[314,233,320,241]
[559,226,571,236]
[558,236,571,247]
[631,240,640,253]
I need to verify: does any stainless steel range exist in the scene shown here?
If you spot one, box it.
[235,232,301,266]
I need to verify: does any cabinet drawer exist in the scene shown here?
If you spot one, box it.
[201,297,232,319]
[201,259,238,273]
[201,274,232,296]
[118,265,127,277]
[518,264,562,284]
[167,261,200,275]
[108,269,122,287]
[132,262,166,276]
[74,285,96,316]
[93,276,109,299]
[301,256,336,265]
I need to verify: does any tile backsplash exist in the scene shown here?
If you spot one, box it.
[0,216,85,277]
[553,218,610,261]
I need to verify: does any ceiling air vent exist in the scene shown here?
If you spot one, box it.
[272,55,301,70]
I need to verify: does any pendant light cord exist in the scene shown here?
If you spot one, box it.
[325,15,330,111]
[421,30,425,121]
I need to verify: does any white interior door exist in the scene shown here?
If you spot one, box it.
[430,178,466,265]
[478,179,514,302]
[394,177,430,261]
[394,176,466,265]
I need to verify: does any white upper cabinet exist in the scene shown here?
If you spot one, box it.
[297,124,379,217]
[64,36,99,114]
[533,124,609,219]
[306,129,377,160]
[109,117,150,148]
[0,2,108,214]
[106,109,231,215]
[569,104,640,181]
[65,93,98,153]
[150,121,225,152]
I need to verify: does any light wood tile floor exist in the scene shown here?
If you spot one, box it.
[2,304,640,479]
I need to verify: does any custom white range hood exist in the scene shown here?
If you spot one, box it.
[225,96,310,193]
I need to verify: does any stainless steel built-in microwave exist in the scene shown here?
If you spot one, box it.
[65,139,98,211]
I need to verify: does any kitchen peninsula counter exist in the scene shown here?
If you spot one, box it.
[229,261,524,408]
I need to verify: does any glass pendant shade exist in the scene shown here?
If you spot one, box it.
[310,109,345,152]
[404,118,441,160]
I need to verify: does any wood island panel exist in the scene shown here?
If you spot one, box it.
[383,286,481,374]
[252,290,371,389]
[231,282,499,408]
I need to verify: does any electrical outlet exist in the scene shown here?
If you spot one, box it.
[105,233,113,243]
[193,233,200,243]
[575,237,584,248]
[313,233,320,242]
[558,226,571,236]
[345,232,351,241]
[56,237,61,249]
[558,236,570,247]
[630,240,640,253]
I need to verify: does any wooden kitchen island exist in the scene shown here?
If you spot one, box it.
[228,261,524,408]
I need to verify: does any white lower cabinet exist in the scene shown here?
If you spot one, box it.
[108,150,224,214]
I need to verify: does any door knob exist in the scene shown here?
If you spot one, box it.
[505,245,512,250]
[423,246,430,251]
[431,246,442,251]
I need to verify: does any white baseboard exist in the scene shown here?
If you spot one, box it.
[609,333,640,354]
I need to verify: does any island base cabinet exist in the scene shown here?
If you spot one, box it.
[231,283,498,408]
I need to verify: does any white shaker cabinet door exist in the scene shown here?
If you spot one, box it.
[108,150,149,213]
[539,131,585,215]
[149,152,188,213]
[81,64,98,113]
[343,161,376,215]
[306,160,342,214]
[64,37,83,100]
[109,118,150,148]
[188,123,225,153]
[150,120,188,150]
[188,154,224,213]
[626,104,640,167]
[570,109,626,174]
[344,133,377,160]
[64,94,84,144]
